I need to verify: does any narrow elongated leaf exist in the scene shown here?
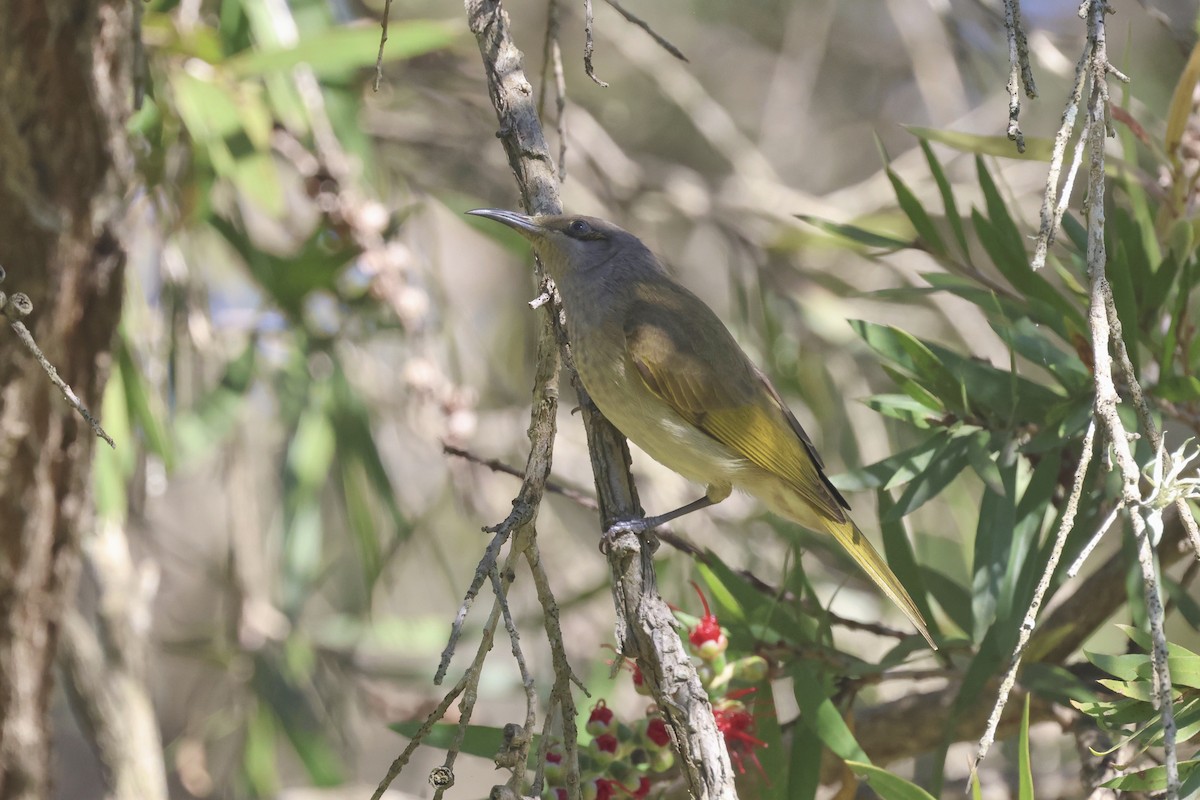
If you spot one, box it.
[877,490,937,631]
[787,711,822,800]
[883,433,973,521]
[1102,759,1200,794]
[972,484,1017,638]
[919,139,970,259]
[921,567,972,635]
[1017,695,1034,800]
[1166,41,1200,157]
[831,431,953,493]
[887,168,946,255]
[796,214,913,250]
[847,762,937,800]
[791,663,870,765]
[226,21,459,77]
[906,125,1055,161]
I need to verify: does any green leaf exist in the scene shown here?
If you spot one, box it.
[877,491,938,634]
[921,567,972,635]
[1102,759,1200,794]
[862,394,941,429]
[849,321,967,414]
[919,139,970,260]
[1000,318,1090,392]
[792,663,870,764]
[972,484,1017,639]
[1164,575,1200,629]
[244,704,280,797]
[847,761,937,800]
[906,125,1055,161]
[1085,650,1146,682]
[1017,695,1034,800]
[976,157,1028,268]
[1020,663,1099,705]
[795,214,913,250]
[170,71,283,214]
[253,651,345,786]
[700,558,818,647]
[882,433,973,521]
[226,21,460,77]
[886,168,946,255]
[787,712,822,800]
[831,431,954,493]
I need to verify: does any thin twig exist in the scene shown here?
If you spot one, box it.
[1082,0,1179,785]
[3,296,114,448]
[602,0,688,62]
[526,534,586,799]
[973,420,1096,769]
[488,559,537,793]
[1031,46,1090,270]
[444,444,598,509]
[1002,0,1037,152]
[373,0,393,91]
[538,0,569,182]
[1066,501,1124,577]
[582,0,608,87]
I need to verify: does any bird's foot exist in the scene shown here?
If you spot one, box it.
[600,517,657,555]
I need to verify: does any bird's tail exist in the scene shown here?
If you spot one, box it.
[819,516,937,650]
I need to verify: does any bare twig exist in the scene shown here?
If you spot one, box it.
[973,420,1095,768]
[602,0,688,62]
[1002,0,1037,152]
[2,289,115,448]
[1082,0,1178,788]
[539,0,568,182]
[373,0,394,92]
[582,0,608,87]
[1031,47,1090,270]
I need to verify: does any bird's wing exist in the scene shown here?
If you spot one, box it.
[624,295,846,523]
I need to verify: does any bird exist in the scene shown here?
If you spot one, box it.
[468,209,936,649]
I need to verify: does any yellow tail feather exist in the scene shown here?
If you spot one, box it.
[820,517,938,650]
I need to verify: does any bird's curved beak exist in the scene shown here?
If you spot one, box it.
[466,208,542,238]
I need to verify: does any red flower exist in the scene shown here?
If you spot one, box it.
[645,716,671,748]
[587,699,616,736]
[688,581,728,660]
[713,694,768,777]
[628,776,652,797]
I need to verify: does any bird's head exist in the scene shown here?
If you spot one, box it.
[467,209,655,288]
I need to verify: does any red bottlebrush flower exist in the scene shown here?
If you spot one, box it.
[594,733,619,755]
[688,581,727,660]
[645,716,671,748]
[631,662,651,695]
[713,696,768,778]
[628,776,652,797]
[587,699,616,736]
[587,777,619,800]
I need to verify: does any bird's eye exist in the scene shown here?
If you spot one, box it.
[568,219,591,236]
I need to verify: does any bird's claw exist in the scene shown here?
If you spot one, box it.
[599,517,654,554]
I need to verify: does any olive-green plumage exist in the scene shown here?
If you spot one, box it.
[469,209,936,649]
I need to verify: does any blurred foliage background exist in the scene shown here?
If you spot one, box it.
[59,0,1200,797]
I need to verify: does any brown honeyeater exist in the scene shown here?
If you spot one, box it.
[469,209,936,649]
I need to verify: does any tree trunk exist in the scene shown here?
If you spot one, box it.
[0,2,133,798]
